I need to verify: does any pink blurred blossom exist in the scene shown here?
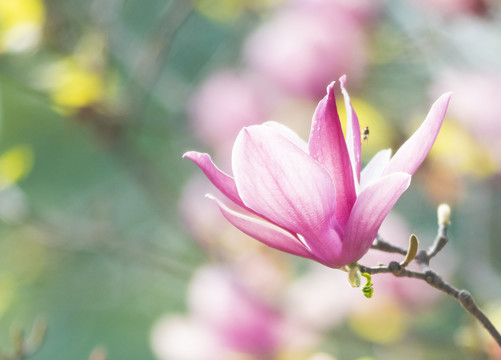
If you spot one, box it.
[285,264,357,330]
[288,0,381,24]
[151,266,290,359]
[188,70,272,164]
[152,262,353,359]
[243,5,370,98]
[151,316,221,360]
[185,77,451,268]
[188,266,282,355]
[431,70,501,165]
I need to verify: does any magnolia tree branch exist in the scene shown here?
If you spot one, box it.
[360,209,501,349]
[0,319,46,360]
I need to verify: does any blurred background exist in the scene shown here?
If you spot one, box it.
[1,0,501,359]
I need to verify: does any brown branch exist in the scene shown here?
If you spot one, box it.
[362,223,501,349]
[426,224,448,259]
[0,319,46,360]
[370,235,408,255]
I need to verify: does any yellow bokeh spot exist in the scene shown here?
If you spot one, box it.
[277,349,316,360]
[47,58,104,109]
[0,145,34,186]
[196,0,246,21]
[222,352,256,360]
[338,97,397,158]
[348,297,407,344]
[36,31,114,112]
[3,231,48,283]
[429,119,498,178]
[195,0,281,22]
[0,272,16,316]
[0,0,44,52]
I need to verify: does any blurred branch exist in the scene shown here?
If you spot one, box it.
[125,0,194,120]
[26,211,195,280]
[0,319,46,360]
[79,1,196,211]
[363,213,501,349]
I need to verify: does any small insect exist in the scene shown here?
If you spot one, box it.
[361,126,369,144]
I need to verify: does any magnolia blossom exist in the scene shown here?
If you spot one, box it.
[244,10,367,98]
[151,266,286,359]
[184,77,451,268]
[188,71,271,161]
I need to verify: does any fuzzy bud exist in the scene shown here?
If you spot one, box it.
[437,203,451,226]
[348,265,361,288]
[400,234,419,267]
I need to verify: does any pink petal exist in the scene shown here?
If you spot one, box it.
[183,151,247,209]
[262,121,308,153]
[207,194,314,259]
[308,82,357,226]
[383,92,452,176]
[342,172,411,264]
[360,149,392,190]
[299,220,346,268]
[232,124,337,237]
[339,75,362,185]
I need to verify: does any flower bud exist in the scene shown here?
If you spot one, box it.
[400,234,419,267]
[348,265,361,288]
[437,203,451,226]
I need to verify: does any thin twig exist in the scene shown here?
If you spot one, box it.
[364,224,501,348]
[370,235,408,255]
[0,319,46,360]
[427,224,448,259]
[126,0,194,120]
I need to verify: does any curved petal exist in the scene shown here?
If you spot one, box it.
[383,92,452,176]
[360,149,392,190]
[342,172,411,264]
[299,218,345,268]
[308,81,356,226]
[207,194,314,259]
[232,124,336,236]
[262,121,308,153]
[340,75,361,185]
[183,151,247,209]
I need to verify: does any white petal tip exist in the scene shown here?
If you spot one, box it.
[440,91,453,100]
[182,151,204,160]
[205,193,216,200]
[326,81,336,93]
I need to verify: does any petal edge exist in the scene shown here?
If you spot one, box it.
[383,93,452,176]
[342,172,412,264]
[207,194,315,259]
[183,151,246,209]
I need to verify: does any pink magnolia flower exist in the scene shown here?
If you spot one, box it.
[188,70,271,161]
[184,77,451,268]
[151,266,285,359]
[243,10,367,98]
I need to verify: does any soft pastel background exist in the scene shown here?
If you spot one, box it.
[0,0,501,359]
